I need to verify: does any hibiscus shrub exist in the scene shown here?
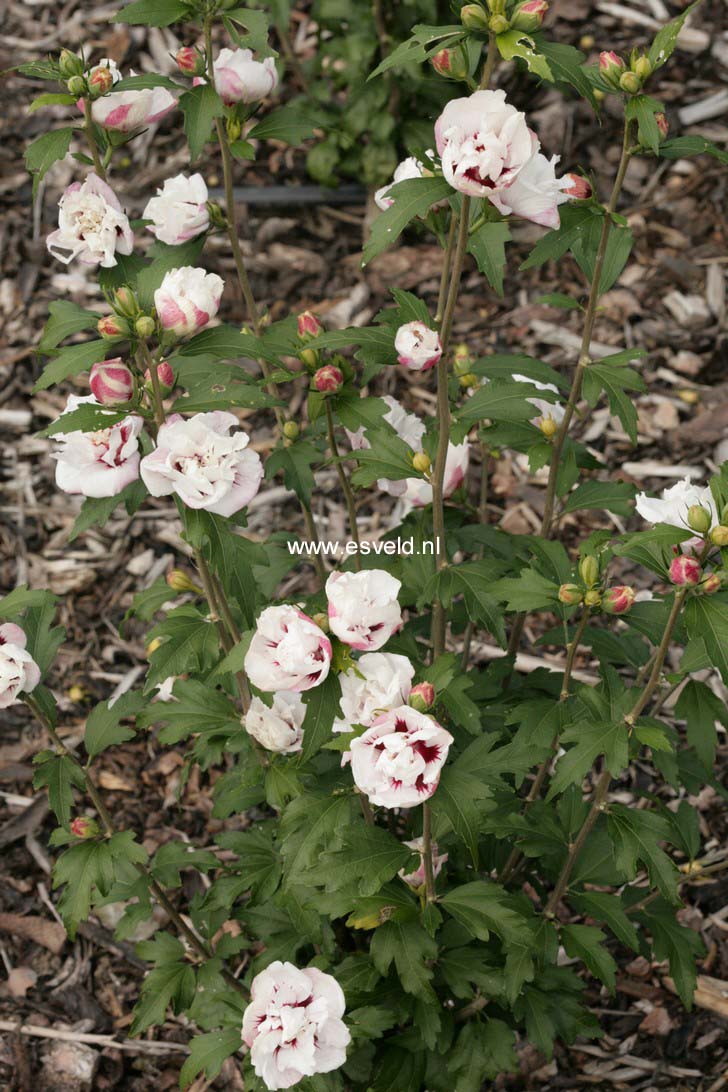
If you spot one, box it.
[10,0,728,1089]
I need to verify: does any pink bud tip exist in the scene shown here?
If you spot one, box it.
[70,817,98,838]
[144,360,174,394]
[599,51,624,71]
[701,573,721,595]
[565,173,592,200]
[602,585,636,615]
[175,47,204,76]
[670,555,701,586]
[409,682,436,711]
[297,310,323,340]
[313,364,343,394]
[521,0,548,11]
[89,358,134,405]
[656,112,669,137]
[97,315,125,338]
[431,50,452,76]
[88,68,114,95]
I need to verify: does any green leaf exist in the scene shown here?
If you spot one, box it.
[21,595,64,675]
[648,0,703,71]
[112,73,180,91]
[85,690,144,759]
[124,577,175,623]
[33,754,85,826]
[521,204,596,271]
[53,840,113,938]
[458,377,557,425]
[674,678,727,769]
[114,0,192,25]
[0,586,55,621]
[145,605,220,690]
[183,510,265,628]
[467,220,511,296]
[496,29,552,80]
[626,95,663,154]
[430,769,491,868]
[179,83,224,161]
[151,842,219,887]
[39,301,99,352]
[179,1029,243,1090]
[441,882,534,946]
[641,901,703,1007]
[449,1020,517,1092]
[319,824,412,896]
[136,237,206,309]
[40,403,130,437]
[548,720,629,799]
[279,793,353,885]
[582,360,645,443]
[300,672,341,763]
[265,440,319,508]
[684,596,728,684]
[562,924,616,992]
[69,480,146,543]
[25,128,74,195]
[248,104,321,144]
[658,136,728,165]
[572,222,633,296]
[608,806,679,902]
[368,24,466,78]
[562,479,636,517]
[130,961,197,1035]
[216,829,282,902]
[490,568,559,612]
[530,36,599,108]
[571,891,640,951]
[349,431,418,489]
[370,921,437,999]
[33,340,105,393]
[138,678,241,746]
[363,176,453,265]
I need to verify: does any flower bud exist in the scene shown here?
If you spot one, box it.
[511,0,548,32]
[656,113,669,139]
[409,681,436,712]
[68,685,86,703]
[687,504,712,535]
[135,315,156,339]
[226,116,242,143]
[619,71,642,95]
[579,555,600,588]
[175,46,206,76]
[539,415,559,438]
[460,3,490,30]
[412,451,431,474]
[297,311,323,341]
[670,555,701,586]
[114,286,139,318]
[558,583,583,606]
[489,13,510,33]
[70,816,99,838]
[701,572,722,596]
[453,343,472,375]
[313,364,343,394]
[632,55,652,81]
[564,173,592,200]
[710,525,728,547]
[602,585,635,615]
[59,50,83,78]
[283,421,300,440]
[584,589,602,608]
[599,51,626,88]
[300,347,319,370]
[97,314,128,339]
[459,372,478,388]
[312,612,330,633]
[143,360,174,395]
[166,569,202,593]
[88,66,114,97]
[431,46,469,81]
[66,75,87,96]
[89,359,134,405]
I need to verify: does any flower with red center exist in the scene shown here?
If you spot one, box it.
[326,569,402,652]
[333,652,415,733]
[349,705,453,808]
[245,605,332,693]
[242,961,350,1088]
[670,555,701,586]
[52,394,143,498]
[0,624,41,710]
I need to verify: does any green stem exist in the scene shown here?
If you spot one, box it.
[421,799,435,902]
[82,99,107,180]
[460,441,489,669]
[544,587,687,916]
[325,400,361,569]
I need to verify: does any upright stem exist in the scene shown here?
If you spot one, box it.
[506,119,634,659]
[544,587,687,915]
[421,800,435,901]
[137,341,165,430]
[325,401,361,568]
[82,99,106,180]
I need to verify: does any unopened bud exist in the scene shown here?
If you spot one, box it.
[88,66,114,97]
[539,415,559,438]
[283,421,300,440]
[297,311,323,341]
[619,71,642,95]
[460,3,490,30]
[312,612,330,633]
[67,685,86,703]
[412,451,431,474]
[701,572,722,596]
[687,504,712,535]
[602,585,635,615]
[670,555,701,586]
[113,286,139,318]
[579,555,600,588]
[511,0,548,32]
[166,569,202,593]
[143,359,174,395]
[409,681,436,712]
[207,200,225,229]
[632,55,652,81]
[584,589,602,608]
[431,46,469,81]
[599,51,626,88]
[70,816,100,839]
[300,347,318,371]
[656,113,669,139]
[59,50,84,79]
[488,13,510,33]
[558,583,583,606]
[564,173,592,200]
[226,117,242,143]
[313,364,343,394]
[89,359,134,405]
[459,372,478,388]
[175,46,206,76]
[97,314,128,339]
[453,343,471,375]
[135,315,156,339]
[66,75,86,96]
[710,525,728,547]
